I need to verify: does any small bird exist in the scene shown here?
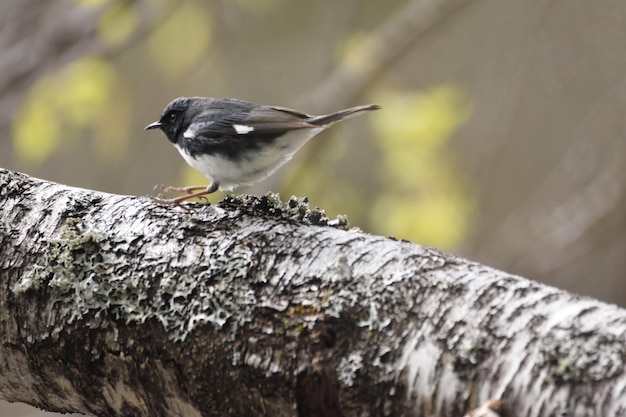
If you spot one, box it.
[145,97,380,204]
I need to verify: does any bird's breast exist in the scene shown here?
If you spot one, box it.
[173,127,325,190]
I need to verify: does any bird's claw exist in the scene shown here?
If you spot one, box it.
[150,184,214,206]
[148,195,196,210]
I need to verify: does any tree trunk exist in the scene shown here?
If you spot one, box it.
[0,168,624,417]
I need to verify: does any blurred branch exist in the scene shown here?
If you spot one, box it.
[516,142,624,276]
[0,1,98,139]
[0,1,100,101]
[275,0,473,195]
[476,81,626,281]
[301,0,472,111]
[0,0,179,137]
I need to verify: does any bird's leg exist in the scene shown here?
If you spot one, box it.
[154,184,208,195]
[151,182,220,205]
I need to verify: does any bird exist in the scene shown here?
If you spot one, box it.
[145,97,381,205]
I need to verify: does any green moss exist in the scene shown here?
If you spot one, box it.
[538,332,625,383]
[219,192,349,229]
[11,265,49,294]
[337,351,363,387]
[12,217,257,342]
[319,256,400,331]
[451,335,490,381]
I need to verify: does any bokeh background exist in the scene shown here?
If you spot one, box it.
[1,0,624,415]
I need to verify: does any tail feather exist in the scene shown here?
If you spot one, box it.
[305,104,381,126]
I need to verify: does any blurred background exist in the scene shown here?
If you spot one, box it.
[1,0,624,415]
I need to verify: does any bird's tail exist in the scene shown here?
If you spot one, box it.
[305,104,381,126]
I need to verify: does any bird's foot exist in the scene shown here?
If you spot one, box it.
[150,184,214,206]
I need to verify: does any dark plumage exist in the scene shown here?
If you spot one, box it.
[145,96,380,204]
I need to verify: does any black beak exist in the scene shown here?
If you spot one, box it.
[145,121,162,130]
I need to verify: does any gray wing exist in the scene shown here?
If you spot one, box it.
[189,106,316,139]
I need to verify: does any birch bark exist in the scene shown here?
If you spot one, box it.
[0,169,624,417]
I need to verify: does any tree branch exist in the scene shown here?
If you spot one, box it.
[0,168,624,417]
[302,0,472,112]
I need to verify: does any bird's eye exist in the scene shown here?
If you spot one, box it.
[169,112,177,120]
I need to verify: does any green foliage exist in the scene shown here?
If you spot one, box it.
[12,1,151,167]
[74,0,109,6]
[12,58,118,165]
[282,86,473,249]
[338,32,378,76]
[147,1,212,77]
[97,2,138,46]
[11,0,212,169]
[231,0,286,13]
[370,87,474,248]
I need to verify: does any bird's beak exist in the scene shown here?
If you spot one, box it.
[145,121,162,130]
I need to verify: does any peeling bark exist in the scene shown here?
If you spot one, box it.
[0,168,625,417]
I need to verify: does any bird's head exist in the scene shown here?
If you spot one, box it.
[145,97,192,144]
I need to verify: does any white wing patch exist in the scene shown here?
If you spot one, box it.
[184,121,214,139]
[233,124,255,134]
[183,125,198,139]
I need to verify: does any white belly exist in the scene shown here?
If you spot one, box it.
[174,127,325,190]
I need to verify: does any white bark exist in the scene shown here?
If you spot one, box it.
[0,168,624,417]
